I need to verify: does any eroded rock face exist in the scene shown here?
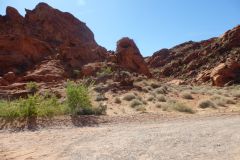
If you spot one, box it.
[210,59,240,86]
[0,3,108,78]
[116,37,151,77]
[0,35,53,75]
[148,25,240,85]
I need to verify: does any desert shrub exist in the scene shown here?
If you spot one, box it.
[147,96,155,101]
[0,94,66,119]
[197,99,216,109]
[210,96,236,107]
[142,100,148,105]
[157,95,166,102]
[66,81,93,115]
[136,106,146,112]
[172,103,194,114]
[123,94,136,101]
[150,83,160,89]
[181,92,194,100]
[114,97,122,104]
[232,91,240,98]
[155,103,162,108]
[161,101,194,113]
[130,99,142,108]
[95,94,108,101]
[155,87,167,95]
[96,67,112,77]
[26,82,38,93]
[94,103,107,115]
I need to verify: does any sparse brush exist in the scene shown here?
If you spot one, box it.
[162,101,194,114]
[150,83,160,89]
[147,96,155,101]
[197,99,216,109]
[130,99,142,108]
[142,100,148,105]
[172,103,195,114]
[181,92,194,100]
[136,106,146,112]
[123,94,136,101]
[95,94,108,101]
[233,91,240,98]
[210,96,236,107]
[114,97,122,104]
[155,87,167,95]
[96,67,113,77]
[157,95,166,102]
[155,103,162,108]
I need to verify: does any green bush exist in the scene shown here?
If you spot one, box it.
[96,67,113,77]
[26,82,38,93]
[0,94,66,119]
[66,81,93,115]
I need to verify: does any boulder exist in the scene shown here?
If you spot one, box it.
[116,37,151,77]
[210,59,240,86]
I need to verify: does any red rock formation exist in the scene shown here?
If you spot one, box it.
[116,37,151,77]
[148,25,240,85]
[0,3,108,78]
[210,59,240,86]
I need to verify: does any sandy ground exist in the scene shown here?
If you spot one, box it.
[0,114,240,160]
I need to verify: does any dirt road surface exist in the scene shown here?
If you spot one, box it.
[0,115,240,160]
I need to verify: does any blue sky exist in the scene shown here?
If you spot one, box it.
[0,0,240,56]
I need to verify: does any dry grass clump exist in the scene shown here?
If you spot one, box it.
[147,96,155,101]
[123,94,136,101]
[172,103,195,114]
[154,87,168,95]
[157,95,166,102]
[130,99,143,108]
[232,91,240,98]
[136,106,146,112]
[161,101,194,114]
[150,83,160,89]
[114,97,122,104]
[181,92,194,100]
[197,99,216,109]
[210,96,236,107]
[155,103,162,108]
[95,94,108,101]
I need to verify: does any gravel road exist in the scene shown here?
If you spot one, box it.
[0,115,240,160]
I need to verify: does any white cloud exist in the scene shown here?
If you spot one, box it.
[77,0,86,6]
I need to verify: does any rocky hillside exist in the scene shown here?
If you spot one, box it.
[148,25,240,86]
[0,3,150,86]
[0,3,108,76]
